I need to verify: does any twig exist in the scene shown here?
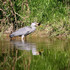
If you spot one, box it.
[0,8,6,14]
[9,0,17,22]
[16,54,24,61]
[15,12,29,19]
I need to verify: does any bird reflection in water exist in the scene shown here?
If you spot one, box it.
[11,40,39,55]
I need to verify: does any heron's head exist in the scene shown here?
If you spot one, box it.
[31,22,41,27]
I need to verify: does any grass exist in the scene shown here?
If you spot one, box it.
[0,0,70,38]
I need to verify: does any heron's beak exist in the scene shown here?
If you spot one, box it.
[36,23,41,27]
[38,23,41,26]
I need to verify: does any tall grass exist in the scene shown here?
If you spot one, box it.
[0,0,70,37]
[28,0,69,23]
[28,0,70,37]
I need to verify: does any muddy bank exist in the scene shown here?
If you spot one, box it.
[0,24,70,40]
[1,31,68,41]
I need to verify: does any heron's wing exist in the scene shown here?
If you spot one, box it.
[12,26,32,36]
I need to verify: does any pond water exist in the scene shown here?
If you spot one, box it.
[0,37,70,70]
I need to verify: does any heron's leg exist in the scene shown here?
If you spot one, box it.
[21,35,24,41]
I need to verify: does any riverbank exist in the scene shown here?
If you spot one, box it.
[0,21,70,40]
[0,30,69,41]
[0,0,70,39]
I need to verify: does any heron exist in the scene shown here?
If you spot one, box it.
[10,22,40,40]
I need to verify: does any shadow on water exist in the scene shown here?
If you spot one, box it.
[0,37,70,70]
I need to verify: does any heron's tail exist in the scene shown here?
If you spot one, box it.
[9,34,14,38]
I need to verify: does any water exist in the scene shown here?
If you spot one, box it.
[0,37,70,70]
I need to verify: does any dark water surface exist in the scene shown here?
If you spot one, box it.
[0,37,70,70]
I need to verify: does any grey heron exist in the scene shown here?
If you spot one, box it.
[10,22,40,40]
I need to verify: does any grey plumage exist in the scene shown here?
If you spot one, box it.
[10,26,35,37]
[10,22,39,38]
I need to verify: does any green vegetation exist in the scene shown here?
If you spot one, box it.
[0,0,70,37]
